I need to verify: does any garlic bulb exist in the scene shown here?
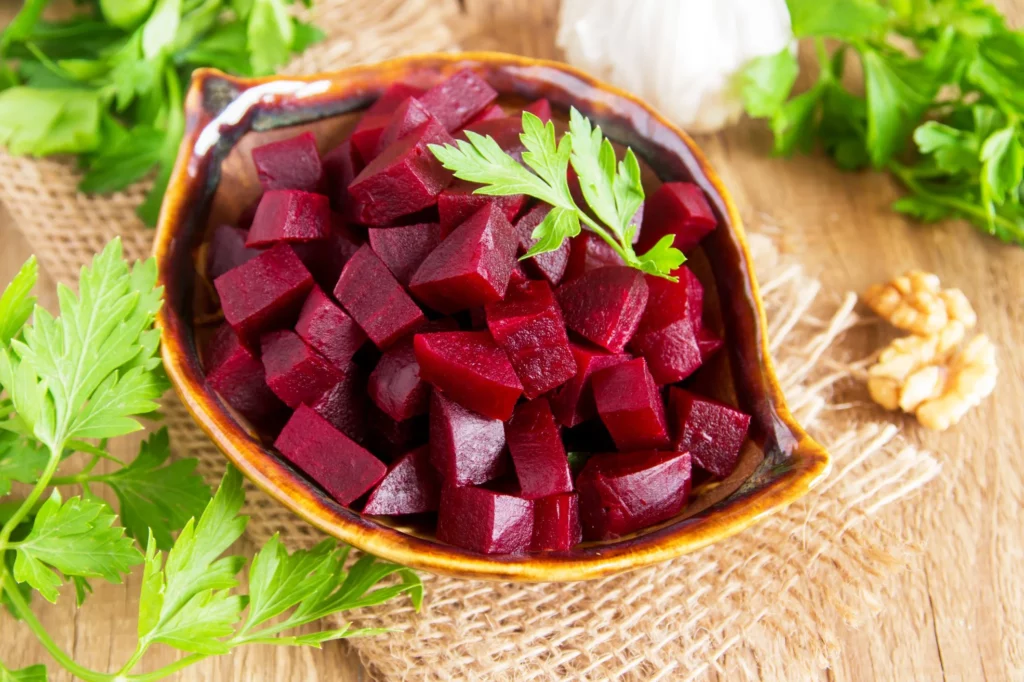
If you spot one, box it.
[556,0,794,134]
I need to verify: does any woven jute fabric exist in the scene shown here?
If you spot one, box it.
[0,2,942,679]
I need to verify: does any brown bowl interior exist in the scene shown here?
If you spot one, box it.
[155,53,831,582]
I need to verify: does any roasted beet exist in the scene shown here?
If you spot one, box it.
[311,365,368,445]
[204,324,287,427]
[437,180,527,237]
[485,280,576,398]
[251,131,324,193]
[629,268,704,384]
[549,343,632,427]
[333,245,426,349]
[436,485,534,554]
[214,243,314,341]
[668,388,751,478]
[368,339,431,422]
[294,287,366,369]
[418,69,499,132]
[348,120,455,226]
[563,232,623,282]
[261,330,346,409]
[414,331,523,421]
[409,204,519,314]
[505,399,572,499]
[429,390,507,486]
[556,266,648,353]
[322,139,363,214]
[636,182,717,254]
[373,97,437,159]
[350,82,426,160]
[524,98,553,123]
[246,189,331,247]
[363,446,441,515]
[275,405,386,506]
[515,205,569,286]
[576,450,692,540]
[531,493,581,551]
[291,217,363,290]
[206,224,260,280]
[368,223,441,285]
[592,358,670,449]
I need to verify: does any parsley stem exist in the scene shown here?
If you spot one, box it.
[49,454,103,486]
[122,654,210,682]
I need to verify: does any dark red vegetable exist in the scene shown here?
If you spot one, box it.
[531,493,581,551]
[294,287,366,370]
[311,364,369,446]
[514,204,570,286]
[592,358,670,449]
[549,342,632,428]
[204,324,287,427]
[523,98,553,123]
[668,388,751,478]
[436,484,534,554]
[429,390,507,486]
[418,69,499,132]
[505,399,573,499]
[206,224,260,281]
[556,266,648,353]
[251,131,325,193]
[350,82,426,160]
[362,446,441,515]
[368,222,441,285]
[464,103,505,126]
[437,179,526,237]
[373,97,438,159]
[563,231,623,282]
[367,339,431,422]
[322,139,363,215]
[261,330,346,409]
[291,217,364,291]
[636,182,717,254]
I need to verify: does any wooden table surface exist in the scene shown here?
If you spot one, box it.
[3,1,1023,680]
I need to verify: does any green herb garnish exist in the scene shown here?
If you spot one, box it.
[739,0,1024,246]
[429,108,686,280]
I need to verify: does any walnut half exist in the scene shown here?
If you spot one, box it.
[863,270,977,337]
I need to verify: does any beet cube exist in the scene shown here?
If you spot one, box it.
[668,388,751,478]
[333,245,426,349]
[214,243,314,341]
[246,189,331,247]
[251,131,324,193]
[368,407,428,460]
[311,365,368,445]
[629,268,705,384]
[414,331,523,421]
[261,330,346,409]
[368,339,430,422]
[275,405,386,506]
[556,266,648,353]
[409,204,519,314]
[524,98,553,123]
[294,287,366,369]
[350,82,426,160]
[204,324,287,427]
[549,343,632,427]
[576,450,692,540]
[322,139,363,214]
[531,493,581,551]
[461,116,527,160]
[206,224,260,281]
[464,103,505,127]
[515,205,569,286]
[368,222,441,285]
[696,326,724,360]
[291,216,363,290]
[636,182,717,254]
[485,280,576,398]
[505,399,572,499]
[429,390,507,486]
[437,180,527,237]
[563,232,623,282]
[418,69,498,132]
[436,485,533,554]
[373,97,437,159]
[363,446,441,515]
[592,358,670,449]
[639,267,704,333]
[348,120,455,226]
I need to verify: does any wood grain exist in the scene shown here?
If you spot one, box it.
[2,0,1023,680]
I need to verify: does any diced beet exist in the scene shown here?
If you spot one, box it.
[505,399,572,499]
[563,232,623,281]
[524,98,553,123]
[261,330,346,409]
[576,450,692,540]
[246,190,331,247]
[636,182,717,254]
[409,204,519,314]
[373,98,442,160]
[251,131,324,193]
[592,358,669,449]
[437,180,527,238]
[515,205,569,286]
[214,244,314,341]
[350,82,426,160]
[368,340,430,422]
[363,446,441,515]
[629,268,704,384]
[311,365,368,445]
[368,223,441,285]
[348,121,455,226]
[429,390,507,485]
[274,405,386,506]
[549,343,632,427]
[531,493,581,551]
[668,388,751,478]
[368,407,428,460]
[461,116,527,160]
[292,216,363,290]
[485,280,576,398]
[464,103,505,127]
[206,224,260,280]
[508,263,529,288]
[696,326,724,361]
[418,69,498,132]
[414,331,523,421]
[333,245,426,349]
[639,267,704,333]
[436,485,533,554]
[322,139,363,214]
[204,324,287,426]
[294,287,366,369]
[556,266,648,353]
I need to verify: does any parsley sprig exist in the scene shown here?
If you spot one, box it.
[0,241,421,681]
[740,0,1024,246]
[429,108,686,280]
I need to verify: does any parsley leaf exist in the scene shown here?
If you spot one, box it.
[0,434,47,497]
[740,48,799,118]
[980,125,1023,204]
[787,0,889,39]
[0,257,37,345]
[0,663,46,682]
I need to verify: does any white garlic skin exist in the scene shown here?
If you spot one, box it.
[556,0,794,134]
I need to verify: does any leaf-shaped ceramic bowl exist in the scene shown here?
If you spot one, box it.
[155,53,831,582]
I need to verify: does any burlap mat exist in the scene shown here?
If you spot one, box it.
[0,2,942,679]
